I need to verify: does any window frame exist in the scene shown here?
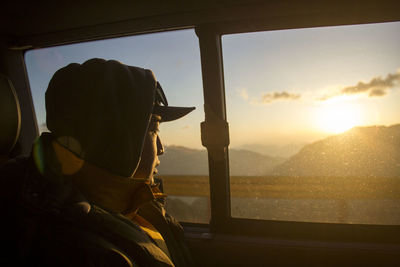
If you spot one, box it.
[195,21,400,244]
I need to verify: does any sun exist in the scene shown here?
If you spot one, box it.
[316,101,363,134]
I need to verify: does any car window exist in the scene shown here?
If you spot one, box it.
[25,29,210,223]
[222,22,400,225]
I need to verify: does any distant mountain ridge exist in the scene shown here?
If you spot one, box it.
[273,124,400,178]
[158,146,286,176]
[158,146,208,175]
[159,124,400,178]
[238,143,305,158]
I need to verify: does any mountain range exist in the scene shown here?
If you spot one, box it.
[158,146,285,176]
[159,124,400,178]
[273,124,400,178]
[238,143,305,158]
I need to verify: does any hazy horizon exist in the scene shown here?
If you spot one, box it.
[161,123,400,159]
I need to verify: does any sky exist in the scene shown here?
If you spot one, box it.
[25,22,400,150]
[223,21,400,146]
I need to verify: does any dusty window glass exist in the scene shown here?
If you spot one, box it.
[25,29,210,223]
[222,22,400,225]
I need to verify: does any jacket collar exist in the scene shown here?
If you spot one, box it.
[32,133,158,214]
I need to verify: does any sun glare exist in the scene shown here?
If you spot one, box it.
[316,101,363,134]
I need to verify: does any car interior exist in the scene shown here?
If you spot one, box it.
[1,1,400,266]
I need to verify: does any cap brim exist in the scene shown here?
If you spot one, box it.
[153,105,195,122]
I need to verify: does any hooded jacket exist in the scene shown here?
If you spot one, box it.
[0,59,193,266]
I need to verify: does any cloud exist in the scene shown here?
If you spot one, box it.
[319,70,400,101]
[261,91,301,103]
[341,72,400,95]
[316,95,330,101]
[239,89,249,100]
[239,88,301,104]
[369,88,386,97]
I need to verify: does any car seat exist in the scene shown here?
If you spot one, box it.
[0,73,21,164]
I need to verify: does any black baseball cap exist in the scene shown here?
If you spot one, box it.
[153,81,195,122]
[46,58,195,177]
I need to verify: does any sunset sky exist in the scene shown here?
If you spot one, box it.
[223,22,400,146]
[25,21,400,150]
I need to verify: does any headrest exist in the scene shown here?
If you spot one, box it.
[0,73,21,155]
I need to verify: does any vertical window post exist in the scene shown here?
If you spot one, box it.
[196,25,231,232]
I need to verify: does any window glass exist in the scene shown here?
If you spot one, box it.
[222,22,400,224]
[25,29,210,223]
